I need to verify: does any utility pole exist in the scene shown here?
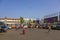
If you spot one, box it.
[58,12,60,22]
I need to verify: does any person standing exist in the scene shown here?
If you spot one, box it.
[48,23,51,32]
[22,25,27,35]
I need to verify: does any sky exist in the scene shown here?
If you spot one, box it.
[0,0,60,19]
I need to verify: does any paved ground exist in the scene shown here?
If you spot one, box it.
[0,28,60,40]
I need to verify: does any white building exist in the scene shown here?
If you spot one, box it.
[0,17,20,26]
[0,17,36,26]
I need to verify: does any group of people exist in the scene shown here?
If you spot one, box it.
[22,22,52,35]
[22,22,51,35]
[11,22,51,35]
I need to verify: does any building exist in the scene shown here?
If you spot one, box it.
[0,17,36,26]
[44,11,60,23]
[0,17,20,26]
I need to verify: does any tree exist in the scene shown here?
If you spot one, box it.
[33,20,36,23]
[20,17,25,24]
[28,19,33,28]
[28,19,32,24]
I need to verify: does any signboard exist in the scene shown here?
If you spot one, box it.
[44,16,58,23]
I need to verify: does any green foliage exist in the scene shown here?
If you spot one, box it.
[20,17,25,24]
[28,19,34,24]
[28,19,32,23]
[33,20,36,23]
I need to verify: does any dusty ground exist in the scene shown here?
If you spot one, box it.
[0,29,60,40]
